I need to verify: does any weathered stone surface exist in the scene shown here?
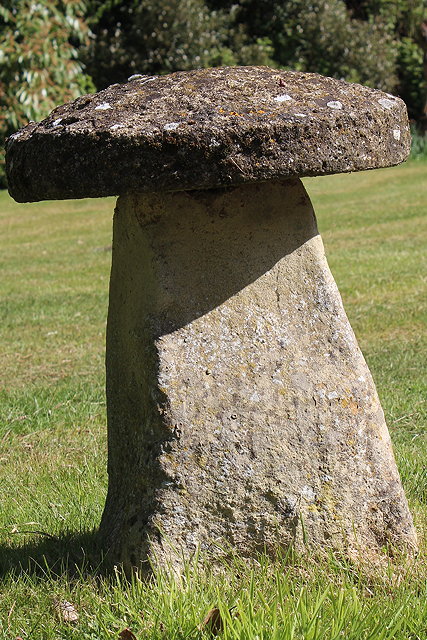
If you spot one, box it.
[99,179,416,572]
[6,66,416,572]
[6,66,410,203]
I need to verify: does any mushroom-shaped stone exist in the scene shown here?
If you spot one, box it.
[6,67,417,573]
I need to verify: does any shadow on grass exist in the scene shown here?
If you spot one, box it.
[0,530,107,579]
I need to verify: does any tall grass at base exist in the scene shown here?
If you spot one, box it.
[0,551,426,639]
[0,161,426,638]
[410,125,427,160]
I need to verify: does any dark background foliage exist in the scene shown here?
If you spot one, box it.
[1,0,426,186]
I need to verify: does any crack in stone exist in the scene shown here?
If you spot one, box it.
[275,266,281,314]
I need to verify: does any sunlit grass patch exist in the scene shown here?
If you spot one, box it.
[1,551,427,639]
[0,160,426,638]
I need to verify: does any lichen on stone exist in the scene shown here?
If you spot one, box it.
[6,66,411,203]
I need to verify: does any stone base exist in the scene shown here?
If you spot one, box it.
[99,179,416,572]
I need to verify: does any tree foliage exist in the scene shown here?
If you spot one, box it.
[0,0,93,186]
[84,0,273,89]
[344,0,427,119]
[236,0,398,89]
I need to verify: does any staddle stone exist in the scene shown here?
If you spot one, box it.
[5,66,417,573]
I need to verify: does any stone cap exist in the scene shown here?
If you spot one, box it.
[6,66,410,202]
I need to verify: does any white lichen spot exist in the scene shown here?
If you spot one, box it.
[294,113,307,118]
[274,94,293,102]
[327,391,339,400]
[95,102,112,111]
[393,129,401,141]
[164,122,180,131]
[110,123,126,130]
[326,101,343,110]
[173,505,185,514]
[378,98,395,110]
[138,76,157,85]
[128,74,145,80]
[52,118,62,127]
[302,486,316,501]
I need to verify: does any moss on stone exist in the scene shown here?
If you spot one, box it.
[6,66,411,203]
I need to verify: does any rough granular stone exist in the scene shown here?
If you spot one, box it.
[100,180,416,572]
[6,66,410,203]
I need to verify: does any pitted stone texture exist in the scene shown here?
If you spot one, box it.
[99,179,416,572]
[6,66,410,203]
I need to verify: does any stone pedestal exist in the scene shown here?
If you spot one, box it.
[6,64,417,572]
[99,179,416,572]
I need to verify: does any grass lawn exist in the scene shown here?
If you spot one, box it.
[0,160,426,639]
